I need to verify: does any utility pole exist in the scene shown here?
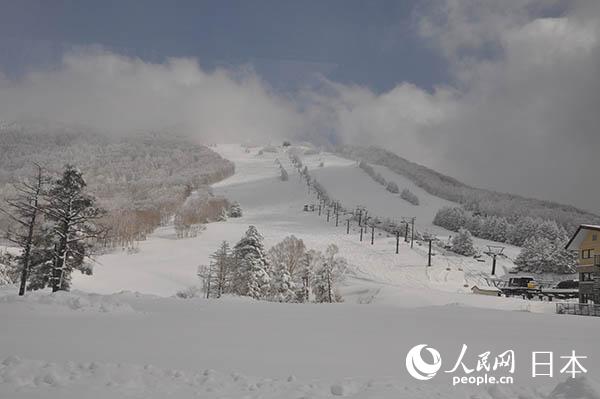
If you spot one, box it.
[371,225,375,245]
[396,231,400,254]
[428,239,432,266]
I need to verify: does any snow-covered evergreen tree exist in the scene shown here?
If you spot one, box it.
[0,251,18,285]
[386,181,399,193]
[535,219,566,242]
[23,222,56,291]
[465,214,483,237]
[210,241,232,297]
[31,165,104,292]
[232,225,270,299]
[0,262,13,286]
[451,228,476,256]
[400,188,419,205]
[373,173,386,186]
[217,207,228,222]
[514,237,576,274]
[270,262,296,302]
[229,202,242,218]
[434,206,567,252]
[433,207,467,232]
[508,217,538,246]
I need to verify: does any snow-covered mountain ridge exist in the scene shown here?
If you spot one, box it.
[339,145,600,232]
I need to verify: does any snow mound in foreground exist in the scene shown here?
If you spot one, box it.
[0,290,135,313]
[0,357,593,399]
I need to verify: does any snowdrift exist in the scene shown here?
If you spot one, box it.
[0,290,135,313]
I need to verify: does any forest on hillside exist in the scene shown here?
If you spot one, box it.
[0,125,235,247]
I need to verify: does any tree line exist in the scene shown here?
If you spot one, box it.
[1,164,104,294]
[0,129,235,250]
[358,161,420,206]
[196,226,347,303]
[434,206,576,274]
[341,146,599,233]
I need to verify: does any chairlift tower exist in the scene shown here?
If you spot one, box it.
[422,232,434,267]
[485,245,505,276]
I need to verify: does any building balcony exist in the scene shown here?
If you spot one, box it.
[576,262,600,274]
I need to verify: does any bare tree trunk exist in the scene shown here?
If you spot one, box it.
[18,165,43,296]
[205,265,212,299]
[52,240,66,292]
[327,268,332,303]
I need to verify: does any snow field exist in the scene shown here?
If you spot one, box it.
[0,289,135,313]
[1,288,599,398]
[2,143,596,398]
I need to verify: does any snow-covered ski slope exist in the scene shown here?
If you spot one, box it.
[3,144,599,398]
[73,144,533,310]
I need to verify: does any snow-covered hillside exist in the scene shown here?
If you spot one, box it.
[2,144,596,398]
[73,144,521,306]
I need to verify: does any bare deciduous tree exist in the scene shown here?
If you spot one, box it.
[0,163,48,295]
[268,235,306,280]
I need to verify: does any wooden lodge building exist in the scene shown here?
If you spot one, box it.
[566,224,600,304]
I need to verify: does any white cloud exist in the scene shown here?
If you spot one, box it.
[316,0,600,211]
[0,49,303,143]
[1,1,599,212]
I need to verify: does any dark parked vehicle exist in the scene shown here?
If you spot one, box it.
[553,280,579,290]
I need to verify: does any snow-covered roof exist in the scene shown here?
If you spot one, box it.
[580,224,600,230]
[565,224,600,250]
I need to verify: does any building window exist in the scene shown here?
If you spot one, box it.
[593,234,598,241]
[582,249,593,259]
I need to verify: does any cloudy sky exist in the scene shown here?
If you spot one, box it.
[1,0,599,212]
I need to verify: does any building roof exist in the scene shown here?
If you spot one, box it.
[565,224,600,250]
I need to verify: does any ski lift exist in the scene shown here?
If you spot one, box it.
[485,245,505,276]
